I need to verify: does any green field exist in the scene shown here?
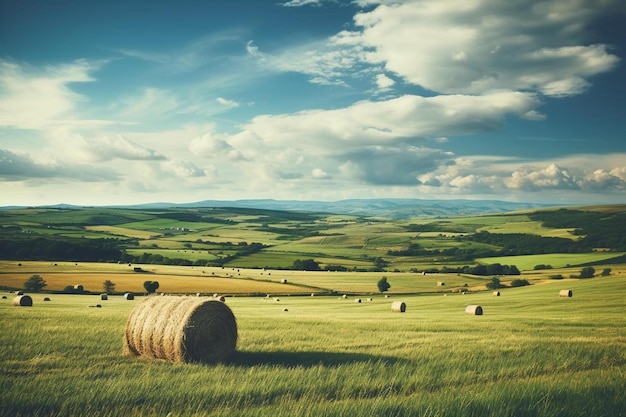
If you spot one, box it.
[1,275,624,416]
[477,252,626,270]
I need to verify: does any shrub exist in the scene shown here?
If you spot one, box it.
[510,279,530,287]
[377,276,391,293]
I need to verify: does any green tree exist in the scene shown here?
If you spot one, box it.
[24,275,47,292]
[103,280,116,294]
[292,259,321,271]
[486,277,503,289]
[579,266,595,279]
[143,281,160,294]
[377,276,391,293]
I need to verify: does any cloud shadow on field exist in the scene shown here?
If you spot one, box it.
[230,350,407,368]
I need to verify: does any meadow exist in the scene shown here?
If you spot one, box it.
[1,274,624,417]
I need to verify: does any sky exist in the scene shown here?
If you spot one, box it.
[1,0,625,207]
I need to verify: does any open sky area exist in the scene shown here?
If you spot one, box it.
[1,0,625,207]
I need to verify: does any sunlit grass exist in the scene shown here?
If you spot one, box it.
[1,275,624,416]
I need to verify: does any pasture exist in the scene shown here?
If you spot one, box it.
[1,274,624,416]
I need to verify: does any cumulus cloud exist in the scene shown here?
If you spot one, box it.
[67,135,166,162]
[161,160,206,178]
[0,149,118,182]
[267,0,620,95]
[350,0,620,96]
[228,91,538,153]
[375,73,395,91]
[415,155,626,197]
[0,59,99,129]
[189,132,247,160]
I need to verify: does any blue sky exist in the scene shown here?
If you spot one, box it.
[1,0,625,206]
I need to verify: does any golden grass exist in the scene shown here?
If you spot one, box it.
[84,225,160,239]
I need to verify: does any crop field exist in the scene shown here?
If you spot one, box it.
[477,252,626,270]
[1,274,624,417]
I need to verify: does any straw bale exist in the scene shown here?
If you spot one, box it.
[437,281,445,286]
[74,284,84,291]
[100,294,108,300]
[391,301,406,313]
[13,295,33,307]
[493,291,500,296]
[123,296,238,364]
[465,305,483,315]
[354,298,362,303]
[559,289,573,297]
[124,293,135,300]
[43,297,51,302]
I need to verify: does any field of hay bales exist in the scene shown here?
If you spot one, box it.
[1,275,624,416]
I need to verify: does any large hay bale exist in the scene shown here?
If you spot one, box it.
[74,284,84,291]
[391,301,406,313]
[13,295,33,307]
[559,289,573,297]
[465,305,483,315]
[354,298,362,303]
[43,297,51,302]
[123,297,237,364]
[124,293,135,300]
[493,291,501,296]
[437,281,445,287]
[100,294,108,300]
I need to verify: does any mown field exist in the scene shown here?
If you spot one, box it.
[1,274,624,417]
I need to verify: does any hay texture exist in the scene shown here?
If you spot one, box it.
[13,295,33,307]
[391,301,406,313]
[465,305,483,315]
[559,289,573,298]
[123,296,238,364]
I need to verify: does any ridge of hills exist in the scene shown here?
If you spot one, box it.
[3,198,554,219]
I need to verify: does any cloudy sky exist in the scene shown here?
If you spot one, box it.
[1,0,625,207]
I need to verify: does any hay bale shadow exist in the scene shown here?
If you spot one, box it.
[232,350,406,368]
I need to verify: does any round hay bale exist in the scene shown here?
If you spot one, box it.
[342,294,348,299]
[465,305,483,315]
[16,291,24,295]
[123,297,238,364]
[354,298,362,303]
[493,291,501,296]
[437,281,445,287]
[281,279,288,284]
[43,297,51,302]
[366,298,373,302]
[124,293,135,300]
[13,295,33,307]
[391,301,406,313]
[559,289,573,297]
[100,293,108,300]
[2,295,7,299]
[74,284,84,292]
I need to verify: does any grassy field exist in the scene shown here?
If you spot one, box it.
[1,274,624,417]
[476,252,626,270]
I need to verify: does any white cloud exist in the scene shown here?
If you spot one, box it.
[228,91,539,157]
[351,0,620,96]
[375,73,395,90]
[161,159,206,178]
[311,168,331,179]
[280,0,324,6]
[63,135,166,163]
[0,59,99,129]
[216,97,240,108]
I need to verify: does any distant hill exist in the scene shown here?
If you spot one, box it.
[117,198,553,219]
[1,198,554,219]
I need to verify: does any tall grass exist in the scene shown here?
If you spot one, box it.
[1,276,625,416]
